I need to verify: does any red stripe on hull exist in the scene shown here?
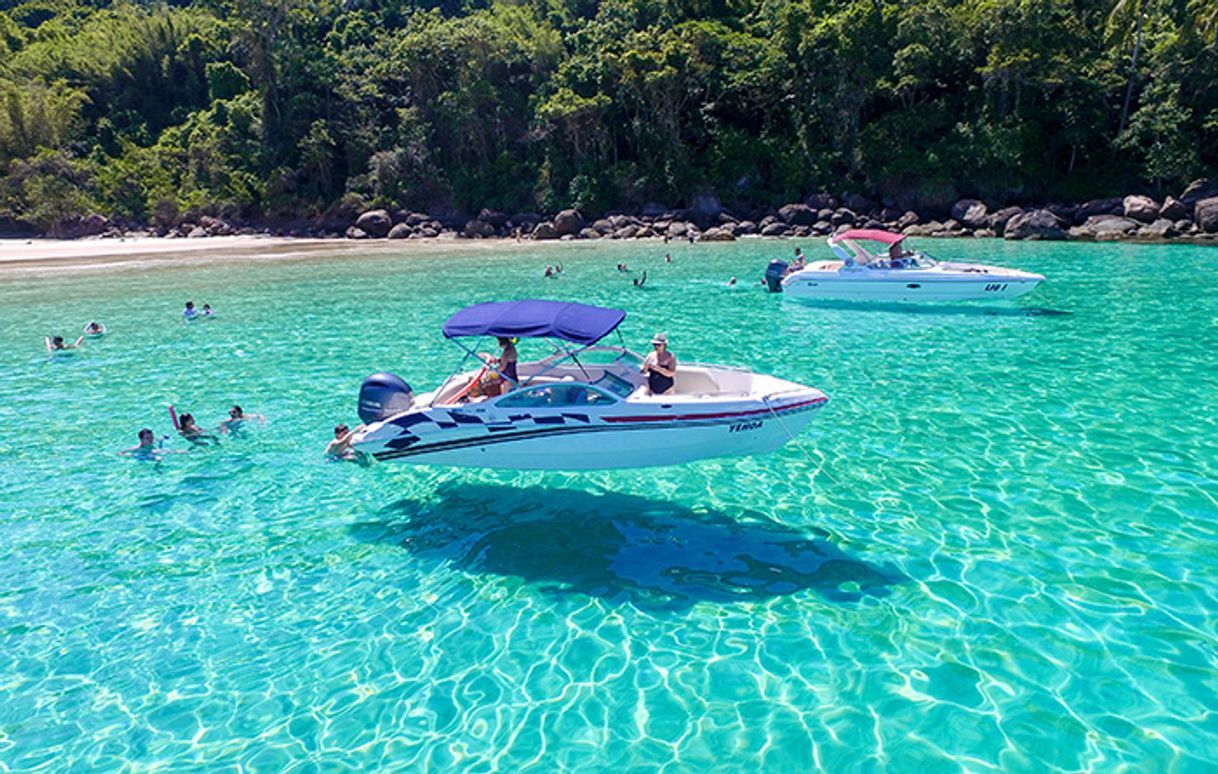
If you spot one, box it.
[603,396,827,424]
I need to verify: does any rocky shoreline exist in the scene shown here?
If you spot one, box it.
[12,180,1218,247]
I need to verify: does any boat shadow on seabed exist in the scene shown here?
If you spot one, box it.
[351,484,905,610]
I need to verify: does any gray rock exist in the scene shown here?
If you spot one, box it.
[1123,195,1160,223]
[778,203,818,226]
[1179,179,1218,205]
[614,225,639,239]
[635,226,657,238]
[974,228,997,238]
[813,220,833,234]
[759,215,779,228]
[667,221,689,238]
[830,208,856,227]
[988,206,1023,235]
[531,222,559,240]
[760,222,789,236]
[356,209,392,238]
[1173,219,1194,234]
[816,208,834,222]
[345,226,369,239]
[592,218,615,234]
[51,213,111,239]
[1159,197,1190,221]
[1076,198,1124,221]
[463,219,495,238]
[896,211,920,230]
[1133,219,1177,240]
[553,209,584,236]
[576,227,599,239]
[951,199,988,228]
[701,227,736,241]
[1194,196,1218,232]
[903,224,935,236]
[1083,215,1140,240]
[736,220,757,235]
[1003,209,1066,240]
[792,226,812,237]
[187,225,208,238]
[387,223,412,239]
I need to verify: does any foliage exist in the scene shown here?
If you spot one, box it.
[0,0,1215,228]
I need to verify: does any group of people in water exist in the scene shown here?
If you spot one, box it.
[182,301,215,320]
[46,300,215,356]
[120,405,265,459]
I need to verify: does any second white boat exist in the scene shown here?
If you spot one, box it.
[770,229,1044,302]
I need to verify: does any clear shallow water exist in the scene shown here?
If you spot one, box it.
[1,238,1216,770]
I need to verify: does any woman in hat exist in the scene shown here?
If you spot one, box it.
[642,333,677,395]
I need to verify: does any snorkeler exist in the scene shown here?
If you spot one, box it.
[219,405,265,434]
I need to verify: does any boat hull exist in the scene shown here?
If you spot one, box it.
[354,394,827,470]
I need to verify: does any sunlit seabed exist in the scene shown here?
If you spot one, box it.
[1,238,1216,770]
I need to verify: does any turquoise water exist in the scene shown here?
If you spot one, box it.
[1,238,1216,770]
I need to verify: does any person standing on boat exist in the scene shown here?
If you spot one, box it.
[642,333,677,395]
[496,337,518,395]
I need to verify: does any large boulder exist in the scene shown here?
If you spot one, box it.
[592,218,615,234]
[736,220,758,235]
[577,227,600,239]
[462,219,495,238]
[477,208,508,228]
[1158,197,1190,221]
[777,203,817,226]
[804,192,838,210]
[1075,198,1124,223]
[760,222,790,236]
[1003,209,1066,240]
[387,223,412,239]
[553,209,584,236]
[988,206,1023,235]
[345,226,369,239]
[1194,196,1218,233]
[1081,215,1140,240]
[1133,219,1177,240]
[896,211,920,230]
[951,199,989,228]
[531,221,559,240]
[1179,179,1218,205]
[687,192,723,226]
[355,209,392,237]
[1122,195,1159,223]
[700,227,736,241]
[830,208,856,227]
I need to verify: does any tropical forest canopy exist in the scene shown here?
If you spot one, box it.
[1,0,1216,229]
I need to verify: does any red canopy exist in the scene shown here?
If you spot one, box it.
[830,228,905,245]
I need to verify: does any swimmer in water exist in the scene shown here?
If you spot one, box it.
[325,423,367,461]
[202,304,214,317]
[119,428,180,459]
[728,276,737,286]
[183,301,198,321]
[665,253,672,263]
[84,322,105,335]
[633,271,648,287]
[178,412,220,446]
[544,265,554,278]
[219,405,265,434]
[46,334,84,352]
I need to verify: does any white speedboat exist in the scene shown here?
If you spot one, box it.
[350,300,827,470]
[771,229,1043,302]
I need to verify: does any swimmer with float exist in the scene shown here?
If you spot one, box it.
[83,321,107,337]
[170,406,220,446]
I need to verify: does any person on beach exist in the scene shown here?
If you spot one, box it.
[495,337,518,395]
[178,413,220,446]
[633,271,648,287]
[183,301,198,321]
[45,335,85,352]
[641,333,677,396]
[219,405,265,434]
[325,423,367,461]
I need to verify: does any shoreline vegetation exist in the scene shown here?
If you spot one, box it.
[2,1,1217,248]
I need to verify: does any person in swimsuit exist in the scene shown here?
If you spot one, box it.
[219,405,265,434]
[119,429,161,459]
[84,322,105,335]
[45,335,84,352]
[495,337,518,395]
[641,333,677,395]
[183,301,198,321]
[202,304,214,317]
[178,413,220,446]
[325,423,366,461]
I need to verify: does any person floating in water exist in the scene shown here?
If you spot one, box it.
[325,423,367,462]
[665,253,672,263]
[617,262,629,273]
[728,276,737,286]
[544,265,555,278]
[83,321,105,336]
[183,301,198,321]
[633,271,648,287]
[641,333,677,396]
[45,334,84,352]
[219,405,265,434]
[175,411,220,446]
[202,303,215,317]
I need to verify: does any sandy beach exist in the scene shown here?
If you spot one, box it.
[0,235,358,273]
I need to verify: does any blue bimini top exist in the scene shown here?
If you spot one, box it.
[442,300,626,346]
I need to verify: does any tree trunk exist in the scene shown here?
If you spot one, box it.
[1117,0,1144,138]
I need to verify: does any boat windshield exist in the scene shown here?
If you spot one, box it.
[594,371,635,398]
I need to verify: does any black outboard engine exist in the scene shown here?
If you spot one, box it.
[358,372,414,423]
[764,259,789,292]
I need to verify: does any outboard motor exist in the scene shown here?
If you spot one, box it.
[764,259,789,292]
[358,372,414,423]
